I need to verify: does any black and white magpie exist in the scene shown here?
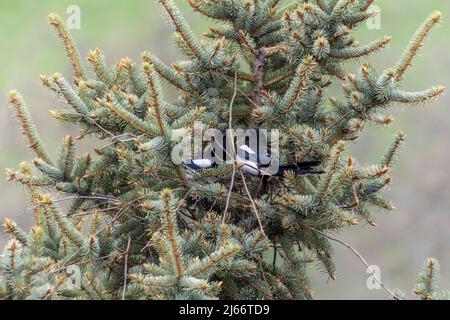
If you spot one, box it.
[184,129,322,177]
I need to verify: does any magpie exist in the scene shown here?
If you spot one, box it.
[184,129,322,177]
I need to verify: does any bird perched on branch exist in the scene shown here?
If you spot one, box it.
[184,128,323,177]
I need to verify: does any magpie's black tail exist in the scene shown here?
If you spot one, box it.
[296,161,321,168]
[276,161,323,176]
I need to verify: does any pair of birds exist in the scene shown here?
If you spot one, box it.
[184,129,322,177]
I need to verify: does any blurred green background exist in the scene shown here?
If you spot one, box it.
[0,0,449,299]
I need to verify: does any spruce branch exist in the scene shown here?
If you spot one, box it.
[40,194,86,249]
[159,0,204,60]
[142,51,188,91]
[57,135,76,181]
[381,131,406,168]
[87,48,114,86]
[318,141,346,199]
[390,86,445,105]
[48,13,86,80]
[394,11,443,82]
[329,36,391,59]
[142,62,166,135]
[159,188,185,278]
[51,73,90,116]
[413,258,449,300]
[280,55,318,113]
[103,100,157,137]
[2,218,30,246]
[8,91,53,165]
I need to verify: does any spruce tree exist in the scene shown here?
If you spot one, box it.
[0,0,445,300]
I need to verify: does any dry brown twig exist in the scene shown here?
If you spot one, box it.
[223,70,238,223]
[240,171,267,238]
[306,226,401,300]
[122,236,132,300]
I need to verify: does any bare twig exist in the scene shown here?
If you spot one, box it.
[122,236,132,300]
[272,242,277,271]
[223,70,238,223]
[68,112,133,147]
[326,109,355,131]
[240,171,266,237]
[306,226,401,300]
